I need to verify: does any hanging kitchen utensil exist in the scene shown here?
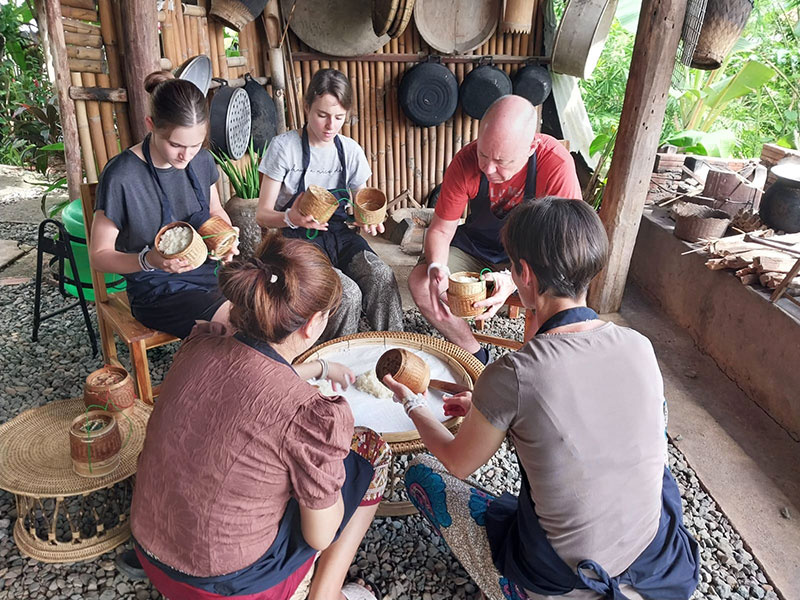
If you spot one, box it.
[398,59,459,127]
[388,0,415,39]
[373,0,400,36]
[550,0,619,79]
[501,0,535,34]
[210,78,252,160]
[691,0,754,69]
[414,0,501,55]
[459,61,512,120]
[174,55,213,97]
[512,64,552,106]
[243,73,277,152]
[280,0,390,57]
[210,0,268,31]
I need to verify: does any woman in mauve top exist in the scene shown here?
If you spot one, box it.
[130,233,390,600]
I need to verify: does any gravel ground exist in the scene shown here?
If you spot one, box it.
[0,228,781,600]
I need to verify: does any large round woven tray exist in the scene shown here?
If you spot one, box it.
[0,398,151,562]
[295,332,484,454]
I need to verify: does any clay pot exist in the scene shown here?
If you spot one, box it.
[760,163,800,233]
[69,411,122,477]
[375,348,431,394]
[447,271,487,317]
[84,366,136,415]
[225,196,261,259]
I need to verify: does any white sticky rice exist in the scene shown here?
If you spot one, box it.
[452,274,480,283]
[354,370,393,400]
[158,225,192,254]
[313,378,336,396]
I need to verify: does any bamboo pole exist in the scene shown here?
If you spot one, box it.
[71,72,98,182]
[42,0,82,201]
[436,121,445,185]
[67,58,103,73]
[413,126,422,204]
[421,125,430,202]
[389,39,400,200]
[61,17,100,35]
[66,45,103,61]
[81,71,109,171]
[208,15,220,75]
[187,14,199,58]
[368,62,378,187]
[168,4,183,65]
[95,72,119,159]
[61,5,97,21]
[64,31,102,47]
[183,4,206,17]
[199,17,211,57]
[227,55,247,68]
[215,23,228,79]
[376,56,387,194]
[97,0,131,149]
[162,6,178,65]
[238,26,250,72]
[174,0,189,63]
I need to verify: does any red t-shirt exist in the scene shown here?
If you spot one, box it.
[435,135,582,221]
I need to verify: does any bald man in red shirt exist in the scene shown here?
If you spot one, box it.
[409,95,582,364]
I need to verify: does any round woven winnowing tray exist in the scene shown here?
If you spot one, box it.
[0,398,151,496]
[295,332,484,445]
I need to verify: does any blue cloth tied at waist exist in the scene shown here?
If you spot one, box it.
[486,466,700,600]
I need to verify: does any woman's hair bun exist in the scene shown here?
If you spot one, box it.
[144,70,175,94]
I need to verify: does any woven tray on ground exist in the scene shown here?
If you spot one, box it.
[295,332,484,454]
[0,397,151,496]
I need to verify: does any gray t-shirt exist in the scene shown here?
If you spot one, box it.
[258,130,371,210]
[474,322,666,586]
[96,148,219,252]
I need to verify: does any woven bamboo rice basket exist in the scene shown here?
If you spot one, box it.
[154,221,208,268]
[83,366,136,416]
[673,202,731,242]
[69,411,122,478]
[297,185,340,223]
[447,271,487,317]
[375,348,431,394]
[691,0,754,70]
[198,215,238,259]
[354,187,388,225]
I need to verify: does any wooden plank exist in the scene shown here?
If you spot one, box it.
[62,16,100,34]
[61,5,98,21]
[64,31,102,47]
[118,1,160,144]
[587,0,687,313]
[61,0,96,9]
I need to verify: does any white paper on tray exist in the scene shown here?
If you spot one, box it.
[304,344,468,434]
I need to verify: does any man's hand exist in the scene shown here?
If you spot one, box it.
[443,391,472,417]
[427,264,452,321]
[146,249,195,273]
[357,222,385,237]
[473,271,517,322]
[326,362,355,391]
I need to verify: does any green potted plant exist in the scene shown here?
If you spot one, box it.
[211,140,264,259]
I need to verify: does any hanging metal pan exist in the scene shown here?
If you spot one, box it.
[398,61,459,127]
[281,0,390,57]
[550,0,619,79]
[512,64,552,106]
[414,0,501,55]
[210,78,252,159]
[174,55,212,97]
[243,73,277,152]
[459,64,512,120]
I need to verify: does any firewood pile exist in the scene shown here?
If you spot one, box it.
[704,231,800,296]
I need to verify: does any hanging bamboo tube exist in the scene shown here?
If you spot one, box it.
[81,71,109,171]
[161,3,178,65]
[375,57,387,194]
[95,73,119,159]
[173,1,189,63]
[71,72,98,182]
[97,0,131,149]
[64,31,102,47]
[215,23,228,79]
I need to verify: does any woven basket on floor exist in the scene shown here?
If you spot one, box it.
[155,221,208,268]
[673,202,731,242]
[297,185,340,223]
[354,187,388,225]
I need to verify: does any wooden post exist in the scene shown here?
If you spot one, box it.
[118,0,160,144]
[587,0,687,313]
[39,0,82,201]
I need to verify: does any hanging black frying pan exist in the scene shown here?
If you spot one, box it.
[459,63,512,120]
[242,73,277,152]
[512,64,552,107]
[210,78,251,159]
[398,61,458,127]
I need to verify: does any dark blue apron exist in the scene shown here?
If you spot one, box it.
[485,307,700,600]
[135,333,374,596]
[282,127,373,269]
[451,153,537,265]
[125,134,218,303]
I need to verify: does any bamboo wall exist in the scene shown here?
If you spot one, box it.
[54,0,542,209]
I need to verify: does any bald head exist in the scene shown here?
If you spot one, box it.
[476,95,539,183]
